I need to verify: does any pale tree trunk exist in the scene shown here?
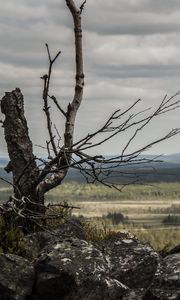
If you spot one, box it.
[36,0,85,194]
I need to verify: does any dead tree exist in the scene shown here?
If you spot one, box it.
[1,0,180,230]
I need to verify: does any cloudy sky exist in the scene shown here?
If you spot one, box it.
[1,0,180,157]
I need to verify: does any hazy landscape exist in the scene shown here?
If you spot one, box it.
[1,153,180,183]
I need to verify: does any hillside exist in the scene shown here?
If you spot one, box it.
[1,154,180,184]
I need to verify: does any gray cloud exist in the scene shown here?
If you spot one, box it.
[84,12,180,36]
[52,1,180,35]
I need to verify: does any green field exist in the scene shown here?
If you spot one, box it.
[47,181,180,201]
[1,181,180,224]
[46,182,180,250]
[46,182,180,222]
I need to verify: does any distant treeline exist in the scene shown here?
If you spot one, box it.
[1,163,180,185]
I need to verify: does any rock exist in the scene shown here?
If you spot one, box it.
[159,244,180,258]
[144,253,180,300]
[122,288,146,300]
[0,221,179,300]
[32,237,128,300]
[96,232,159,289]
[0,253,34,300]
[25,217,86,259]
[167,245,180,255]
[55,217,86,240]
[67,276,128,300]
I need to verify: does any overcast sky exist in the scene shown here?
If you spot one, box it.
[1,0,180,157]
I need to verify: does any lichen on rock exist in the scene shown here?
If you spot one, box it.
[0,219,179,300]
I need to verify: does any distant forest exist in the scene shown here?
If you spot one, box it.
[1,154,180,184]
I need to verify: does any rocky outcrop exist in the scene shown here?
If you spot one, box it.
[0,219,179,300]
[145,253,180,300]
[95,232,159,289]
[33,238,128,300]
[0,253,34,300]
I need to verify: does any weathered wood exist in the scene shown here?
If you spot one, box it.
[64,0,85,150]
[1,88,39,197]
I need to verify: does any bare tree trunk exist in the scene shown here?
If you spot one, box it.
[1,88,42,230]
[36,0,85,195]
[1,88,39,196]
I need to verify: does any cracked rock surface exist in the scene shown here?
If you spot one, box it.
[95,232,159,289]
[0,219,179,300]
[0,253,34,300]
[33,237,128,300]
[144,253,180,300]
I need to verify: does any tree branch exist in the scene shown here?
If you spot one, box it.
[73,92,180,152]
[48,94,67,117]
[80,0,87,14]
[41,44,61,157]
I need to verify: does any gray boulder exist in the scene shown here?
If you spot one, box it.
[0,253,34,300]
[24,217,86,259]
[0,219,179,300]
[96,232,159,289]
[122,288,146,300]
[145,253,180,300]
[32,237,128,300]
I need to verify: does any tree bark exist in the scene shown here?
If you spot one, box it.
[1,88,39,198]
[0,89,44,230]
